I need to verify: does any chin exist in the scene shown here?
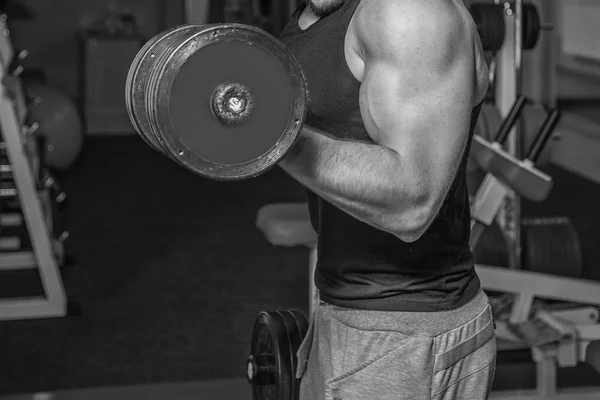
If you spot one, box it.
[305,0,347,17]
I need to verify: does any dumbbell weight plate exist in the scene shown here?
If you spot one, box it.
[248,311,295,400]
[135,23,307,181]
[469,3,506,52]
[126,24,204,153]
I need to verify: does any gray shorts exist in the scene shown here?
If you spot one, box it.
[297,289,497,400]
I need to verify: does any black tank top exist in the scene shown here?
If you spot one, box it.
[279,0,482,311]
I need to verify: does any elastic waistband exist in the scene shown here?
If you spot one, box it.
[319,288,491,337]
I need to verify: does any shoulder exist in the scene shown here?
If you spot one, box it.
[353,0,472,64]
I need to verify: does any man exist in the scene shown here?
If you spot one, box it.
[277,0,496,399]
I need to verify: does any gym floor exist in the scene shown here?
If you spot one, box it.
[1,98,600,398]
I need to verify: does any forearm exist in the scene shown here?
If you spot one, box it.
[279,127,424,236]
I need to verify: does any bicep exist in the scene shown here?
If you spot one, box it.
[359,51,474,207]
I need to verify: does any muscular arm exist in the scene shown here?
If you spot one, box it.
[279,1,481,242]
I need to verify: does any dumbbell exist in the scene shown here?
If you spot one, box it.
[125,23,306,181]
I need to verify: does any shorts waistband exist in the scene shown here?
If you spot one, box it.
[318,289,491,337]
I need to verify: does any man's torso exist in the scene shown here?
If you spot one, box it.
[278,0,484,312]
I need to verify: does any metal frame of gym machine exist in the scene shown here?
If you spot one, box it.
[470,1,600,398]
[0,15,68,320]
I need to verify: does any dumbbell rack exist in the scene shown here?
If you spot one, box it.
[0,14,68,320]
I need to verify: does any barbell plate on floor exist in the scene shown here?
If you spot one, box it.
[146,24,307,181]
[279,310,303,400]
[126,24,204,153]
[248,311,294,400]
[289,309,309,339]
[522,217,583,278]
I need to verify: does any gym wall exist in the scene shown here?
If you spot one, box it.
[8,0,164,100]
[7,0,296,130]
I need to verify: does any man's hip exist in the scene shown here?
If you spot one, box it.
[297,289,497,400]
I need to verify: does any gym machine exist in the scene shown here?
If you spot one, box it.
[0,13,73,321]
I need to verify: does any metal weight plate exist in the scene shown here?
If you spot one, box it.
[147,24,307,181]
[289,309,309,339]
[279,311,303,400]
[469,3,506,52]
[247,311,294,400]
[522,3,540,51]
[126,24,205,153]
[521,217,583,278]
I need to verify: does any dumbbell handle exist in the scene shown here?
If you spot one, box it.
[493,95,528,145]
[526,108,561,163]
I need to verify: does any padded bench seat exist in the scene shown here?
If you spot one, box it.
[255,202,316,247]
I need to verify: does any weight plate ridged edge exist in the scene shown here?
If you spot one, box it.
[522,3,540,50]
[249,311,291,400]
[126,29,172,151]
[125,24,203,153]
[270,311,293,400]
[289,309,309,338]
[143,25,214,161]
[150,23,308,181]
[125,29,167,150]
[279,310,302,400]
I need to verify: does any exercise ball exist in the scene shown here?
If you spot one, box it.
[25,83,84,171]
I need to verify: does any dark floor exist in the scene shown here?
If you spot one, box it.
[0,128,599,395]
[0,136,310,394]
